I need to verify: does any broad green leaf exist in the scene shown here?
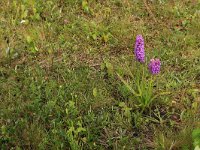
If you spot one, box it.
[194,146,200,150]
[119,102,125,107]
[93,88,97,97]
[117,73,140,97]
[106,62,114,76]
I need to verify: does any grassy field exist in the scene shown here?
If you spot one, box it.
[1,0,200,149]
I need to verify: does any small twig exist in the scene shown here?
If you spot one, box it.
[143,0,157,23]
[169,141,175,150]
[89,63,100,67]
[51,55,54,69]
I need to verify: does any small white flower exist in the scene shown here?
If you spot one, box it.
[20,20,26,24]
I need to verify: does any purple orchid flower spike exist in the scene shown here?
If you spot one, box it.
[148,58,161,74]
[134,35,145,63]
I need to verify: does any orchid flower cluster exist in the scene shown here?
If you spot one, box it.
[117,34,162,111]
[134,35,161,74]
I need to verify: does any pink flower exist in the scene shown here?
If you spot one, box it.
[134,35,145,63]
[148,58,161,74]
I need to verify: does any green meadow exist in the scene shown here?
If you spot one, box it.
[0,0,200,149]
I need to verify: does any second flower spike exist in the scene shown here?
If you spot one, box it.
[148,58,161,74]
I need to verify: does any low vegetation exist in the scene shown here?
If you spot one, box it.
[0,0,200,149]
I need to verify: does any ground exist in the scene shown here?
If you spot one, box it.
[0,0,200,149]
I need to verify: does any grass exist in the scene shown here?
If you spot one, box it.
[0,0,200,149]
